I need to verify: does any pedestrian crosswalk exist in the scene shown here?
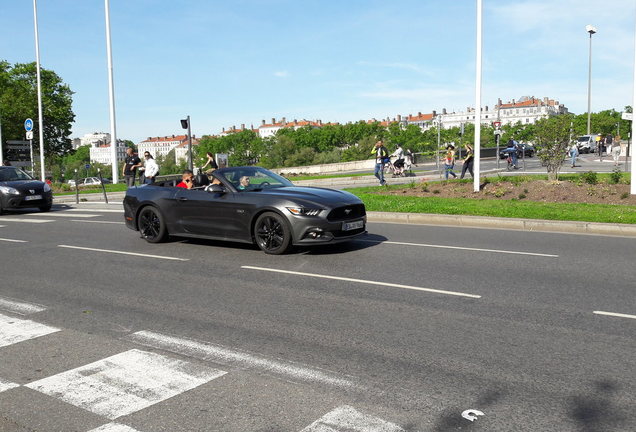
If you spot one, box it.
[0,295,411,432]
[0,205,123,225]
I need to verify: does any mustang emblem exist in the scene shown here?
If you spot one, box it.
[29,189,35,194]
[344,208,352,215]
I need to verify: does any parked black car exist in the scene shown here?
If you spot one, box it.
[499,143,535,159]
[123,166,367,254]
[0,166,53,214]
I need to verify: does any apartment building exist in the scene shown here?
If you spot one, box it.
[89,139,127,165]
[138,135,196,159]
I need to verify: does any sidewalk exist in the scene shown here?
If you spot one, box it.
[56,184,636,238]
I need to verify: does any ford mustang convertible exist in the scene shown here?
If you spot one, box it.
[123,166,367,254]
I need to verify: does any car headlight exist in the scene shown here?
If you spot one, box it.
[0,186,20,195]
[286,207,322,216]
[43,183,51,192]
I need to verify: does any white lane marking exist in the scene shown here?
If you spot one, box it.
[25,349,226,420]
[365,240,558,257]
[71,220,125,225]
[58,245,188,261]
[593,311,636,320]
[0,296,47,315]
[301,405,404,432]
[0,313,61,348]
[0,225,6,227]
[27,212,99,218]
[0,238,28,243]
[0,378,20,393]
[128,330,357,389]
[63,208,123,213]
[0,218,54,223]
[88,423,143,432]
[241,266,481,299]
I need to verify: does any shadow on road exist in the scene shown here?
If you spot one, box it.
[567,379,627,432]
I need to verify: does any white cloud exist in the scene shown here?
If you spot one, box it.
[274,71,290,78]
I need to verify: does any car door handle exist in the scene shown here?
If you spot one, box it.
[178,197,188,202]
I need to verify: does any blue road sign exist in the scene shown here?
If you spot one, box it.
[85,163,91,170]
[24,118,34,132]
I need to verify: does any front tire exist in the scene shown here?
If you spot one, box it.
[254,212,292,255]
[39,204,51,212]
[137,206,167,243]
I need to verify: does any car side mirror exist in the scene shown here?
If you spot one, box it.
[205,184,226,194]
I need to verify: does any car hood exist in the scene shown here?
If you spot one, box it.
[0,180,46,192]
[255,186,361,206]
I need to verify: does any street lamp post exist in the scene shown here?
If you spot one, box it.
[586,25,597,136]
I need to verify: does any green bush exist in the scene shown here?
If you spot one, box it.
[580,171,598,185]
[609,168,622,184]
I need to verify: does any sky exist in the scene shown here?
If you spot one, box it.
[1,0,635,144]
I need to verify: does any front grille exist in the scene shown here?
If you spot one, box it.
[326,204,366,222]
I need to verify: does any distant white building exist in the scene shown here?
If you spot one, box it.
[435,96,568,130]
[74,132,111,149]
[89,139,127,165]
[138,135,194,159]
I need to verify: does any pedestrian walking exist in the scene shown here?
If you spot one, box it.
[611,140,621,166]
[122,147,142,188]
[444,144,457,179]
[569,142,579,168]
[460,144,474,179]
[370,139,389,185]
[142,152,159,184]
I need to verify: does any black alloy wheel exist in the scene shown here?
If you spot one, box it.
[254,211,292,255]
[138,206,167,243]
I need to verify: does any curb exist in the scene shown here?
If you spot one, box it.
[367,211,636,237]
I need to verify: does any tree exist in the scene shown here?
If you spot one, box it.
[0,61,75,156]
[533,114,575,181]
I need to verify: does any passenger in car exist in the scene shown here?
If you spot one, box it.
[238,176,250,190]
[176,170,194,189]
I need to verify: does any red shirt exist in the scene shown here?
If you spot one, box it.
[176,181,188,188]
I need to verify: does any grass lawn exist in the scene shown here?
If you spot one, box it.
[347,173,636,224]
[53,183,127,195]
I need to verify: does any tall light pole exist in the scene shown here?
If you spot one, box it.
[105,0,119,184]
[586,25,597,136]
[474,0,483,192]
[33,0,46,181]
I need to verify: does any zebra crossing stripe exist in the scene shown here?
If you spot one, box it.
[88,423,143,432]
[0,313,60,348]
[301,405,405,432]
[0,297,47,315]
[0,378,19,393]
[128,330,357,389]
[25,349,226,420]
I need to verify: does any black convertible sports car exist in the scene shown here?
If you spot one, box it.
[123,166,367,254]
[0,166,53,214]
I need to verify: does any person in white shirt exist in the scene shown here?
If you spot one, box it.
[391,144,405,176]
[141,152,160,184]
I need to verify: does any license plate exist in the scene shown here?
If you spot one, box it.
[24,195,42,201]
[342,220,364,231]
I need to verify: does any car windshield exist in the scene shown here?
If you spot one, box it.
[218,167,293,191]
[0,167,34,182]
[577,137,590,142]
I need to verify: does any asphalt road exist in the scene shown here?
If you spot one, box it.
[0,203,634,432]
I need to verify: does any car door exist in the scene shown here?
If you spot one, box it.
[172,187,252,241]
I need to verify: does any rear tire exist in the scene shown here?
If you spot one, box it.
[137,206,167,243]
[39,204,51,212]
[254,211,292,255]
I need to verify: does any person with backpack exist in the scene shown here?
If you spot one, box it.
[460,144,474,179]
[370,139,389,185]
[503,139,519,169]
